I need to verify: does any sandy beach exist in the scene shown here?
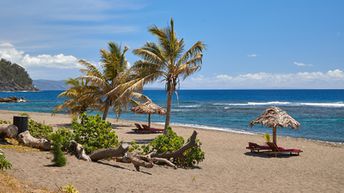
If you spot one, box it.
[1,110,343,193]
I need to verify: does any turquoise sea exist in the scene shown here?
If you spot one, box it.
[0,90,343,143]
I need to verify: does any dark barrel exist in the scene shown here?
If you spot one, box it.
[13,116,28,133]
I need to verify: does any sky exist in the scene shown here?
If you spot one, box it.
[0,0,343,89]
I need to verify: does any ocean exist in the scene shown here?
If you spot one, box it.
[0,90,343,143]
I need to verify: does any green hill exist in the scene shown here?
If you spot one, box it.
[0,59,38,91]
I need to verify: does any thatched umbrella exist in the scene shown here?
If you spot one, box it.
[131,101,166,127]
[249,106,300,145]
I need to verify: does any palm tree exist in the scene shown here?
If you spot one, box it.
[54,78,100,116]
[80,42,145,120]
[133,19,205,131]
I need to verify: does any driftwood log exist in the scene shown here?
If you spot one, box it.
[70,140,91,161]
[89,143,129,161]
[125,152,153,171]
[17,131,51,151]
[70,131,198,171]
[0,125,51,151]
[137,154,177,169]
[0,125,18,138]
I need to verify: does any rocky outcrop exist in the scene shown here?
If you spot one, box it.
[0,59,38,91]
[0,97,26,103]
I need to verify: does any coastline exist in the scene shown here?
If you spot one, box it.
[0,109,343,146]
[1,109,344,192]
[0,110,344,147]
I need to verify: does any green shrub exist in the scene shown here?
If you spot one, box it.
[28,119,53,139]
[0,119,10,124]
[0,153,12,170]
[51,134,67,167]
[61,184,79,193]
[143,127,205,168]
[129,141,141,152]
[19,113,29,117]
[264,133,271,143]
[176,138,205,167]
[50,128,74,151]
[72,113,118,154]
[146,127,184,154]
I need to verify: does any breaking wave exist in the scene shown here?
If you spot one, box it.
[212,101,344,108]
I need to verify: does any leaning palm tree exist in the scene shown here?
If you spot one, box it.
[54,78,100,116]
[133,19,205,131]
[80,42,145,120]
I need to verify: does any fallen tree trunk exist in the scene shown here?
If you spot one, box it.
[69,140,91,161]
[0,125,18,138]
[125,153,153,171]
[89,143,129,162]
[138,155,177,169]
[70,142,153,171]
[17,131,51,151]
[151,130,198,159]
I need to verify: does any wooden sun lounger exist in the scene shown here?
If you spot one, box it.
[132,123,163,133]
[142,124,164,133]
[266,142,303,156]
[246,142,271,152]
[132,123,151,133]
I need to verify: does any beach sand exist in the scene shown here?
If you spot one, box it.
[1,110,343,193]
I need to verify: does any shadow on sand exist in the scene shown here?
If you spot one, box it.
[97,160,152,175]
[244,152,299,158]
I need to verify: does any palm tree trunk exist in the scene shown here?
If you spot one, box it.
[164,80,173,133]
[102,99,110,120]
[272,127,277,145]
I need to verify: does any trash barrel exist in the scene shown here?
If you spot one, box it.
[13,116,28,133]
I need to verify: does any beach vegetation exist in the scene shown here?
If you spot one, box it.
[142,127,205,167]
[0,119,10,124]
[133,18,205,131]
[19,112,29,117]
[264,133,271,143]
[28,119,53,139]
[61,183,79,193]
[51,128,74,151]
[72,113,118,154]
[129,141,141,152]
[78,42,146,120]
[144,127,184,154]
[55,78,100,116]
[0,153,12,170]
[51,133,67,167]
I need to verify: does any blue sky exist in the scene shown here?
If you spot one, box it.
[0,0,343,88]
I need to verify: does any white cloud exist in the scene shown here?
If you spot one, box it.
[294,61,312,67]
[178,69,344,89]
[247,54,257,58]
[0,42,80,69]
[327,69,344,78]
[216,74,233,81]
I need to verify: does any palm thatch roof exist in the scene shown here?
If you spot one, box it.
[131,101,166,115]
[250,106,300,129]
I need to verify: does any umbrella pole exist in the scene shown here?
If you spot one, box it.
[273,127,277,145]
[148,114,151,128]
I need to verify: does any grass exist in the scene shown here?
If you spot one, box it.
[0,172,53,193]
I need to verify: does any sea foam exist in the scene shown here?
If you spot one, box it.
[212,101,344,108]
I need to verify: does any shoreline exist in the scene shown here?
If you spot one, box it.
[0,109,343,147]
[165,122,344,147]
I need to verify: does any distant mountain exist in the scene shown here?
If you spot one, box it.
[0,59,38,91]
[33,80,68,91]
